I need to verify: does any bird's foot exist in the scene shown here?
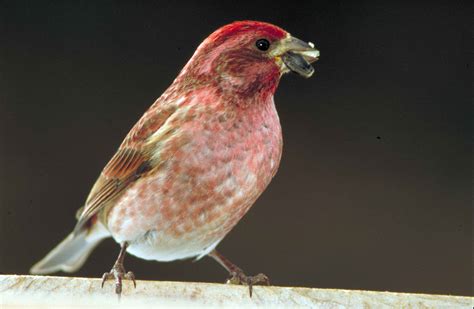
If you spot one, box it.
[226,269,270,297]
[101,262,136,297]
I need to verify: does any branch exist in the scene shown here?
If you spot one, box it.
[0,275,470,308]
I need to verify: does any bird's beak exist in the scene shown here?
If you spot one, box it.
[271,35,320,78]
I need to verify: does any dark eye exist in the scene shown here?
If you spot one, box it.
[255,38,270,51]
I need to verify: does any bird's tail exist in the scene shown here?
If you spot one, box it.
[30,222,110,275]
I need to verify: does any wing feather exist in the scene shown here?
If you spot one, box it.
[73,100,179,234]
[74,148,149,233]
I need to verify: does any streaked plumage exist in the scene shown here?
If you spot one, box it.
[31,20,319,295]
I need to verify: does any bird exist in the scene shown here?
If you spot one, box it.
[30,20,319,297]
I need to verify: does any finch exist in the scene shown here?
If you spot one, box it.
[30,20,319,296]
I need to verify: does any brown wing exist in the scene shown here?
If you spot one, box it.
[73,147,150,234]
[73,100,179,234]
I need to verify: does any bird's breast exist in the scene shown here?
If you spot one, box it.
[107,96,282,252]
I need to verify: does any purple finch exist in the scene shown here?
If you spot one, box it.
[31,20,319,296]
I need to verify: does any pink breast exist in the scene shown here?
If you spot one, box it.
[106,97,282,254]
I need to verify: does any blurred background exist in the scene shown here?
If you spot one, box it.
[0,1,470,296]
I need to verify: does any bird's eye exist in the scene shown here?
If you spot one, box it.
[255,39,270,51]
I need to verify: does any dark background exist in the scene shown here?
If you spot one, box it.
[0,1,471,296]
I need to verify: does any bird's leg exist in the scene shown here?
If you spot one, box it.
[101,242,136,297]
[208,249,269,297]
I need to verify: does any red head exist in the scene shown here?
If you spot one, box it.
[177,21,319,99]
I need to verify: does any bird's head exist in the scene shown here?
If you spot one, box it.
[179,21,319,98]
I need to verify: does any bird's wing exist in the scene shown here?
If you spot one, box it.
[73,100,179,234]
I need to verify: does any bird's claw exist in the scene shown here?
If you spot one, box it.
[226,270,270,297]
[101,263,136,296]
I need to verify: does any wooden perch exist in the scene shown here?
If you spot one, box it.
[0,275,471,308]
